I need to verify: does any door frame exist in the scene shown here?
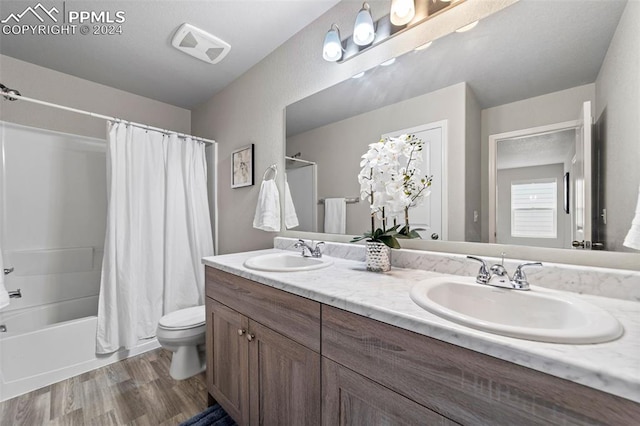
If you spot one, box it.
[488,119,579,243]
[383,120,448,241]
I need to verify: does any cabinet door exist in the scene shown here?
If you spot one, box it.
[206,298,249,424]
[248,320,321,426]
[323,358,457,426]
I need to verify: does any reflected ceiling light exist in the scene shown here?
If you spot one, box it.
[323,24,343,62]
[390,0,415,26]
[380,58,396,66]
[414,41,433,51]
[353,2,375,46]
[352,71,366,79]
[455,20,479,33]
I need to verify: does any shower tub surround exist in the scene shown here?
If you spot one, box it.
[203,239,640,404]
[0,296,160,401]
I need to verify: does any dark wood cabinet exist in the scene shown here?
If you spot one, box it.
[205,267,321,426]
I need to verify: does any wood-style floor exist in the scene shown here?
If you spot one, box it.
[0,348,208,425]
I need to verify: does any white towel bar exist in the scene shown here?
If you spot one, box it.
[318,197,359,204]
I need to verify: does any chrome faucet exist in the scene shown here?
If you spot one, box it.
[293,239,325,258]
[467,256,542,291]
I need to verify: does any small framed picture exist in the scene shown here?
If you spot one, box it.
[231,144,254,188]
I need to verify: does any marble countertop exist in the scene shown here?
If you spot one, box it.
[202,249,640,404]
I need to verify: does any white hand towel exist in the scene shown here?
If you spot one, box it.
[324,198,346,234]
[253,180,281,232]
[623,183,640,250]
[284,180,299,229]
[0,249,10,310]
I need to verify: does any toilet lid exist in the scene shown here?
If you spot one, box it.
[159,305,205,329]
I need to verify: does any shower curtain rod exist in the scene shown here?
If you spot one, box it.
[285,156,316,165]
[0,90,216,145]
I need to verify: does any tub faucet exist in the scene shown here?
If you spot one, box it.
[293,239,325,258]
[8,288,22,299]
[467,256,542,291]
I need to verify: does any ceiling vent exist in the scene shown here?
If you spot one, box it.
[171,23,231,65]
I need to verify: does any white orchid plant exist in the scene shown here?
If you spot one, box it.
[351,134,433,248]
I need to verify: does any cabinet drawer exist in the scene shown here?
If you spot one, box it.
[206,266,320,351]
[322,305,640,425]
[323,357,457,426]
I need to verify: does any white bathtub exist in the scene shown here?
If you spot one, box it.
[0,296,160,402]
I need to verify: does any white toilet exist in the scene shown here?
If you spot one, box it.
[156,305,206,380]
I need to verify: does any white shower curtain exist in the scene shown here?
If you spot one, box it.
[96,122,214,354]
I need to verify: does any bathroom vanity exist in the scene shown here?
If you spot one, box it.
[203,246,640,425]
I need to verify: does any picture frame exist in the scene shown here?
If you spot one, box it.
[231,144,254,188]
[564,172,570,214]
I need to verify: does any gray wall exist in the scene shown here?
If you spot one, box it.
[191,0,514,254]
[465,85,482,242]
[287,82,468,240]
[480,83,596,242]
[0,55,191,139]
[497,163,567,249]
[595,1,640,252]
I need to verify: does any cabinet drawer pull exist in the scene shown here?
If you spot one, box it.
[247,333,255,342]
[238,328,246,336]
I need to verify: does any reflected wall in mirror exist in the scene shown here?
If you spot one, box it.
[285,0,639,253]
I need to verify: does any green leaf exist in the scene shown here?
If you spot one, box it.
[378,235,401,249]
[408,230,423,239]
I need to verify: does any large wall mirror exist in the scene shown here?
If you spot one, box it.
[285,0,639,258]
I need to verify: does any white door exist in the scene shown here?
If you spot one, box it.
[383,122,446,240]
[571,101,593,249]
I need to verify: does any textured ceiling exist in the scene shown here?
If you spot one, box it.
[286,0,627,136]
[0,0,341,108]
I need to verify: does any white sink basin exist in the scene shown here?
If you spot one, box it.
[244,253,333,272]
[410,277,623,344]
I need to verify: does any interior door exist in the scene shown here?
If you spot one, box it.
[571,101,593,249]
[383,122,445,241]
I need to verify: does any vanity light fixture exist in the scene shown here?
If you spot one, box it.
[380,58,396,66]
[321,0,463,63]
[351,71,366,79]
[353,2,375,46]
[455,20,479,33]
[390,0,415,26]
[414,41,433,51]
[322,24,343,62]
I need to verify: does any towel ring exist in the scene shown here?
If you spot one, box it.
[262,164,277,181]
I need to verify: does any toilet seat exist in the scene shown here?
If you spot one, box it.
[158,305,205,330]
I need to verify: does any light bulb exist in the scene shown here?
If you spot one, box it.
[353,3,375,46]
[323,24,342,62]
[414,41,433,51]
[455,20,479,33]
[352,71,365,79]
[380,58,396,66]
[390,0,415,26]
